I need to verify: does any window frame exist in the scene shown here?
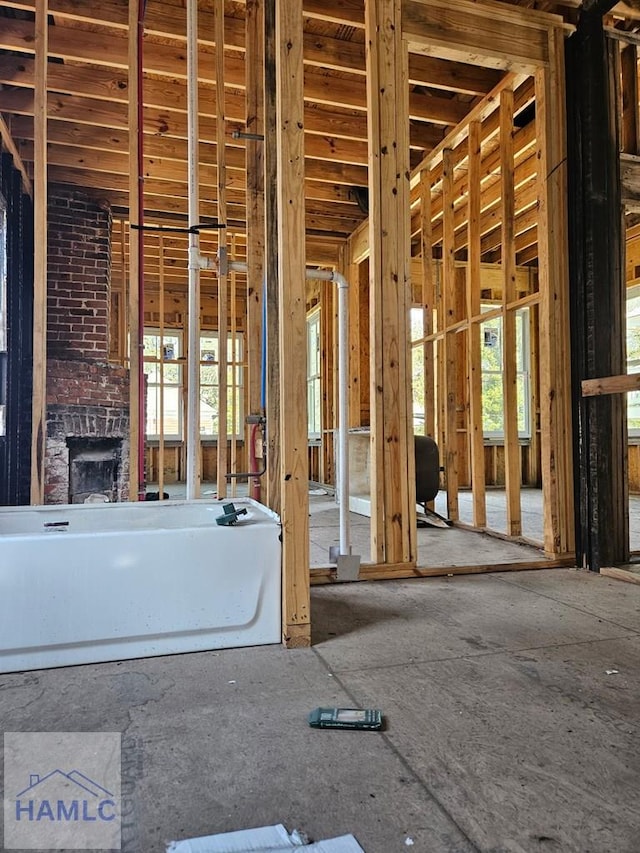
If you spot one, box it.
[480,304,532,441]
[198,331,245,440]
[143,328,183,441]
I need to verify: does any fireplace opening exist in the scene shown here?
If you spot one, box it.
[67,437,123,503]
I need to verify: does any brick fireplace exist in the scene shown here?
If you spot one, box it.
[44,185,130,505]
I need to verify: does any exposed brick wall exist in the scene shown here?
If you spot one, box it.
[45,360,130,505]
[47,359,129,408]
[47,185,111,361]
[43,185,132,504]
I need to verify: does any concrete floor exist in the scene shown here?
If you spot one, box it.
[1,569,639,852]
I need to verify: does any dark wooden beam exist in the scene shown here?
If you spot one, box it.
[567,9,628,571]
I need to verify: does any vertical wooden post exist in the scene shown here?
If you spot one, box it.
[500,88,522,536]
[347,248,361,430]
[128,0,141,502]
[119,220,127,367]
[420,169,436,445]
[621,43,638,156]
[442,148,459,521]
[321,270,336,485]
[467,121,487,527]
[245,0,265,476]
[366,0,416,565]
[158,235,165,499]
[230,232,238,497]
[276,0,310,646]
[30,0,47,504]
[540,26,575,558]
[264,0,280,514]
[216,0,228,499]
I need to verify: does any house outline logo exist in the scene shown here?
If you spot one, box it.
[13,768,118,823]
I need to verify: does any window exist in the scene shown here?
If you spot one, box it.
[143,330,245,440]
[199,333,244,438]
[627,287,640,435]
[143,331,182,440]
[307,309,321,438]
[480,306,531,439]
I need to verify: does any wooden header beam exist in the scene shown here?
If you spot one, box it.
[402,0,558,72]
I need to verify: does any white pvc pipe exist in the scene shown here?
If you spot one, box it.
[227,261,351,556]
[186,0,200,500]
[307,269,350,557]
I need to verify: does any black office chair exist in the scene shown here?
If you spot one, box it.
[414,435,451,528]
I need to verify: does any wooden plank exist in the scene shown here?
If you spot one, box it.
[402,0,554,72]
[467,121,487,527]
[320,279,335,484]
[230,233,238,497]
[245,0,265,467]
[420,168,436,444]
[264,0,280,514]
[276,0,310,646]
[347,248,361,429]
[537,27,574,558]
[600,565,640,585]
[127,0,141,502]
[1,0,505,99]
[0,17,474,129]
[442,148,459,521]
[365,0,386,565]
[30,0,47,504]
[118,219,127,366]
[158,235,166,500]
[310,556,575,584]
[500,88,522,537]
[620,43,638,155]
[582,373,640,396]
[366,0,416,565]
[0,115,32,196]
[215,0,228,500]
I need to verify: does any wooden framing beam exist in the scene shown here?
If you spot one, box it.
[30,0,47,504]
[420,168,436,444]
[0,59,441,155]
[0,115,32,197]
[127,0,142,502]
[620,42,638,155]
[265,0,280,513]
[402,0,558,72]
[2,0,502,97]
[539,26,575,558]
[467,121,487,527]
[442,148,459,521]
[366,0,417,565]
[0,18,473,128]
[276,0,310,647]
[582,374,640,396]
[216,0,229,500]
[245,0,265,452]
[500,87,522,537]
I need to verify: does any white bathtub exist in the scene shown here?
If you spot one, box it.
[0,499,282,673]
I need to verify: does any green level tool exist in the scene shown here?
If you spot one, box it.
[308,707,383,730]
[216,502,248,526]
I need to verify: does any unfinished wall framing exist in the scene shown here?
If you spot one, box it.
[0,0,590,647]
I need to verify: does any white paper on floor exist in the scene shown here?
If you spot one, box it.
[166,824,365,853]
